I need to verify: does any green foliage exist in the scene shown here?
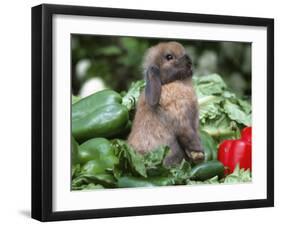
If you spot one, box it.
[223,165,251,183]
[72,36,149,94]
[224,100,251,126]
[112,139,147,178]
[194,73,227,97]
[72,138,194,189]
[194,74,252,144]
[187,176,220,185]
[121,80,145,111]
[111,141,193,187]
[118,37,149,67]
[72,138,251,189]
[72,95,81,104]
[71,73,252,190]
[72,36,251,97]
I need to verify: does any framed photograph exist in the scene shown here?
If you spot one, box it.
[32,4,274,221]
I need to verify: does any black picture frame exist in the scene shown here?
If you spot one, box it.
[32,3,274,222]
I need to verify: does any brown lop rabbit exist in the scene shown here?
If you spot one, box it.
[128,42,204,166]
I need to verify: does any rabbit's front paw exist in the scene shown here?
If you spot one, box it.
[189,151,205,164]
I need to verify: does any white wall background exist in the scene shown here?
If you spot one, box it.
[0,0,279,225]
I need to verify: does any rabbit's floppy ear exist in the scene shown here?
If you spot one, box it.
[145,65,161,107]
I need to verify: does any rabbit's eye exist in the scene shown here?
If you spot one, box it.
[165,54,173,61]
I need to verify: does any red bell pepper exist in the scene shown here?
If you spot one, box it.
[218,127,252,174]
[241,126,252,143]
[218,140,233,174]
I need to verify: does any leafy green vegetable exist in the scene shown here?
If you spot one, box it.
[200,114,239,141]
[112,139,147,178]
[71,74,252,190]
[194,73,227,97]
[72,173,115,189]
[72,138,194,189]
[237,99,251,114]
[117,176,174,188]
[198,95,222,124]
[223,165,251,183]
[224,100,251,126]
[71,164,81,178]
[169,160,192,185]
[71,159,117,189]
[114,148,192,188]
[81,183,104,190]
[72,139,252,189]
[144,146,170,168]
[72,95,81,104]
[187,176,220,185]
[121,80,145,111]
[194,74,252,143]
[112,140,192,187]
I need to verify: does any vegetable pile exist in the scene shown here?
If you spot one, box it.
[71,74,252,190]
[194,74,251,142]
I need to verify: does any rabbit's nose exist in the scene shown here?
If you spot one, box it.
[184,54,192,66]
[179,54,192,66]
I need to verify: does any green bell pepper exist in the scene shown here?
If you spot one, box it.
[81,160,109,174]
[75,162,116,188]
[71,136,79,166]
[78,137,119,166]
[72,103,129,142]
[74,138,120,188]
[72,89,122,121]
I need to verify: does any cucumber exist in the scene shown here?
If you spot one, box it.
[190,160,224,181]
[200,130,217,161]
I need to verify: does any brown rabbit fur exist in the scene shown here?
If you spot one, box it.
[128,42,204,166]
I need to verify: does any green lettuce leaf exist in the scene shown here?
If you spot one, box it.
[198,95,223,123]
[223,165,251,183]
[71,173,116,189]
[169,160,192,185]
[121,80,145,111]
[112,140,191,187]
[187,176,220,185]
[144,146,170,168]
[72,95,81,104]
[237,99,251,114]
[81,183,104,190]
[117,176,174,188]
[194,74,251,143]
[193,73,227,97]
[112,139,147,178]
[224,100,251,126]
[200,114,240,141]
